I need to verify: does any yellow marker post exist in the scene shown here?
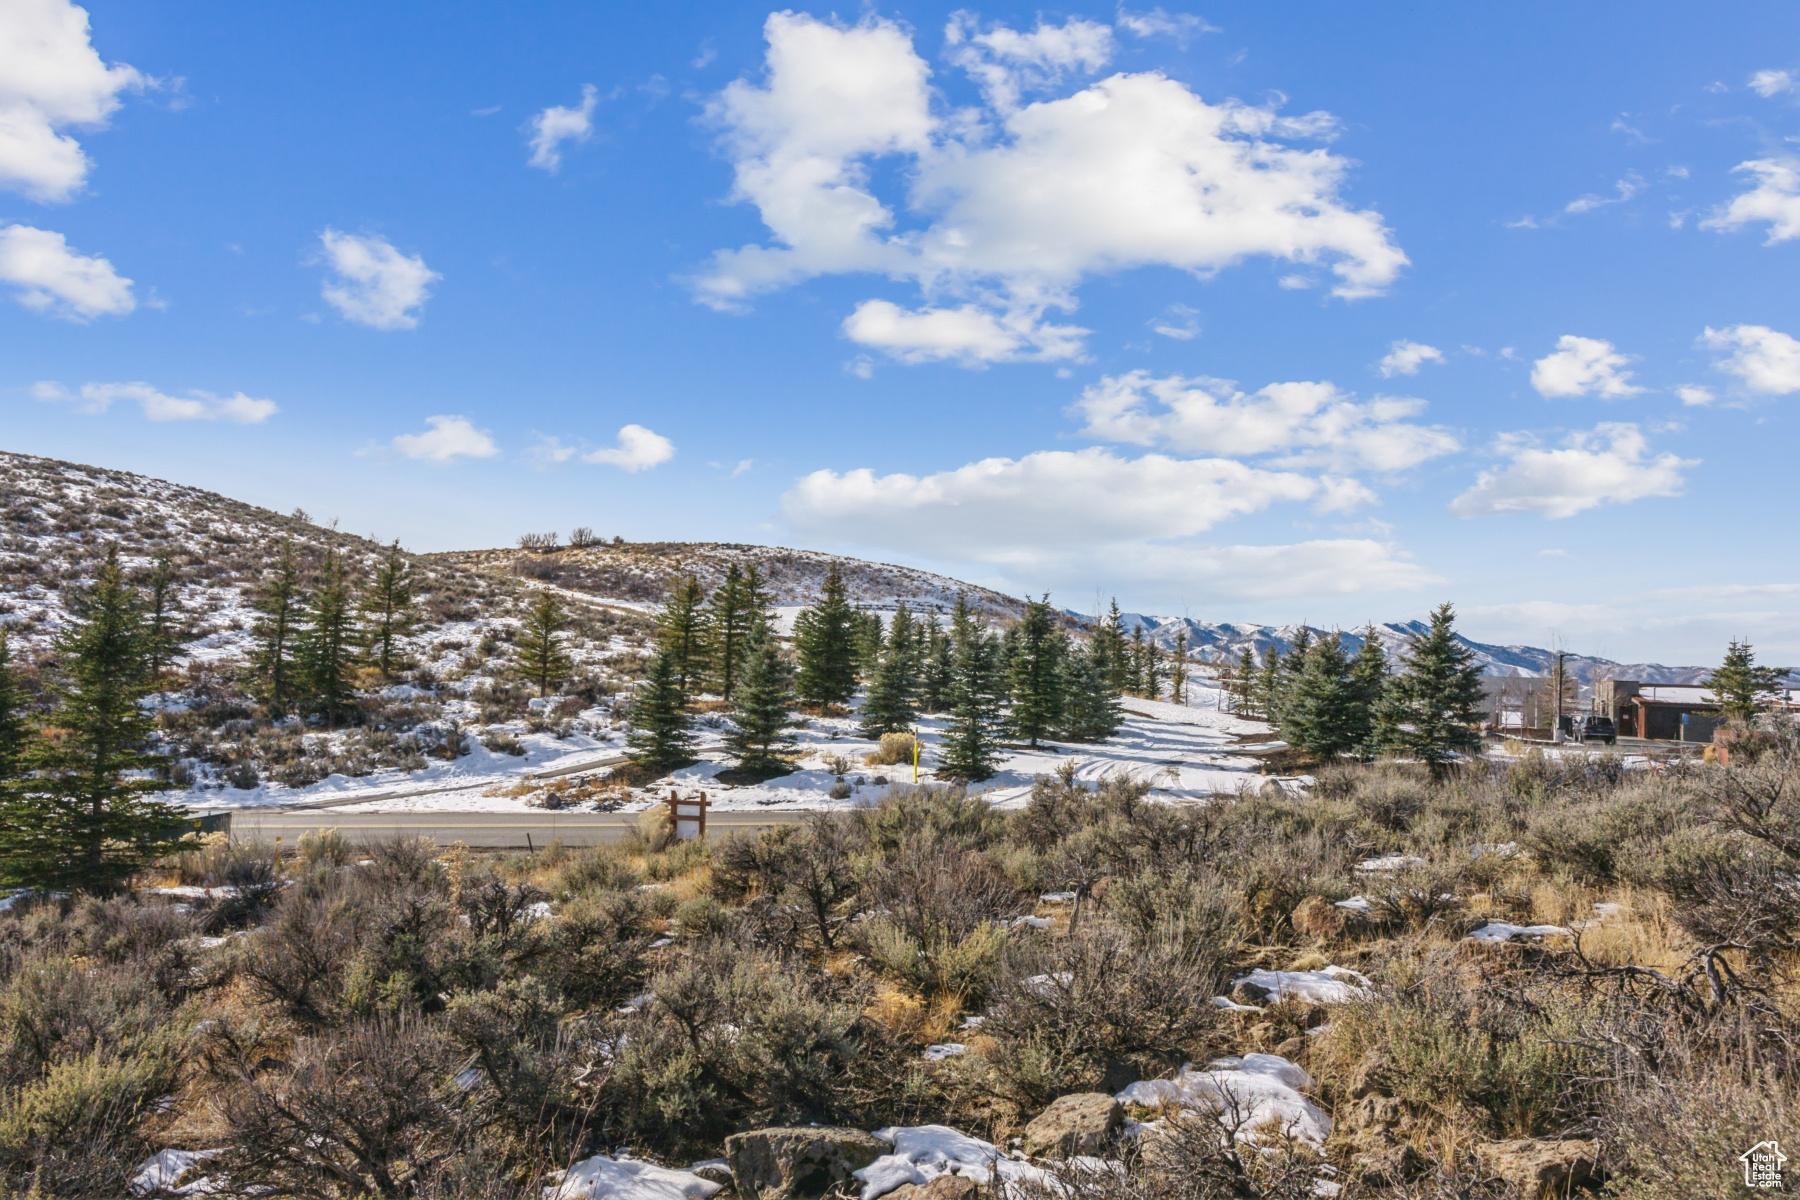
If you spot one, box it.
[912,738,921,784]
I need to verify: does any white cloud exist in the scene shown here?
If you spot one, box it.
[583,423,675,471]
[0,222,131,317]
[1750,69,1797,97]
[317,229,439,330]
[1676,384,1716,406]
[0,0,143,202]
[780,446,1433,599]
[842,299,1088,364]
[1564,175,1643,214]
[1073,370,1460,472]
[1450,423,1694,519]
[34,380,277,422]
[526,84,597,172]
[1115,8,1219,43]
[392,415,498,462]
[1702,158,1800,243]
[1376,339,1444,377]
[697,13,1405,363]
[1530,335,1643,399]
[1148,303,1199,339]
[1701,323,1800,394]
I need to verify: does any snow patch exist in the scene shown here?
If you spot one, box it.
[548,1154,724,1200]
[1115,1054,1331,1148]
[1229,966,1370,1006]
[856,1125,1051,1200]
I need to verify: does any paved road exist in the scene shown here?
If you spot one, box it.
[267,753,633,812]
[226,808,812,848]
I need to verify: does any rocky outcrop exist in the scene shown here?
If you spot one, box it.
[1474,1138,1601,1198]
[884,1176,981,1200]
[1022,1093,1123,1159]
[724,1127,887,1199]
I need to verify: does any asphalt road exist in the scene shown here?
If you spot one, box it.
[226,808,813,848]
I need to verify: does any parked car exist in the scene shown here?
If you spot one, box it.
[1575,715,1617,745]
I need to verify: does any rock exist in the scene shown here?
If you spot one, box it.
[725,1127,887,1199]
[1339,1094,1403,1133]
[1022,1092,1123,1159]
[1229,980,1271,1006]
[1274,1036,1310,1064]
[886,1176,981,1200]
[1474,1138,1601,1198]
[1351,1138,1423,1186]
[1292,895,1348,940]
[690,1164,734,1187]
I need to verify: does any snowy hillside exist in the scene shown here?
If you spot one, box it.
[1111,613,1728,686]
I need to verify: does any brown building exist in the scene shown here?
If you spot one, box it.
[1594,680,1800,741]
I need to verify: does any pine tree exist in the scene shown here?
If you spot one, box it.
[296,548,357,724]
[725,626,799,775]
[516,590,573,697]
[793,562,857,711]
[1709,639,1787,725]
[1143,640,1165,701]
[0,630,25,783]
[0,550,186,891]
[1385,603,1484,775]
[251,539,303,713]
[1346,627,1390,757]
[1062,642,1122,742]
[362,540,418,679]
[1094,600,1130,697]
[143,549,179,681]
[938,595,1004,781]
[657,574,709,704]
[1232,647,1259,717]
[1170,629,1189,706]
[852,610,885,682]
[919,619,954,713]
[707,564,750,701]
[627,649,695,771]
[860,604,921,737]
[1281,634,1360,761]
[1007,595,1066,746]
[1257,646,1284,726]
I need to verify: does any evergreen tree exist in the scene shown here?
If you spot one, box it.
[1385,603,1484,775]
[706,564,749,702]
[1346,627,1390,757]
[1170,629,1189,706]
[1256,646,1284,726]
[251,539,303,713]
[851,610,885,682]
[0,550,186,891]
[0,630,25,782]
[1126,627,1148,696]
[1094,600,1131,696]
[1143,640,1164,701]
[724,626,799,774]
[1007,595,1066,746]
[793,562,858,710]
[362,540,418,679]
[296,549,357,724]
[1280,634,1361,761]
[657,575,709,704]
[627,649,695,770]
[1709,639,1788,725]
[143,549,179,681]
[860,604,921,737]
[516,590,573,697]
[919,619,954,713]
[1062,642,1122,742]
[938,595,1004,781]
[1231,647,1259,717]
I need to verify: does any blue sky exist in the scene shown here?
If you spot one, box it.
[5,1,1800,664]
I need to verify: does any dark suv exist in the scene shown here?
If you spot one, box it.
[1575,715,1617,745]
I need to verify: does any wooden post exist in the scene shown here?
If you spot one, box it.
[669,789,709,841]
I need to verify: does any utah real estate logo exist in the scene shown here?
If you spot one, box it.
[1741,1140,1786,1189]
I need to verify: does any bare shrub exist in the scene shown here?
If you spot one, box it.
[712,816,859,949]
[869,731,918,766]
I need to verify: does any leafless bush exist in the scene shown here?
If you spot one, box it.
[517,532,559,551]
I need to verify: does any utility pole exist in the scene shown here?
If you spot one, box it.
[1552,651,1569,743]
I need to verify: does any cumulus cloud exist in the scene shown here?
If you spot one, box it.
[583,423,675,471]
[1073,370,1460,472]
[1750,69,1798,97]
[1114,8,1219,43]
[1530,335,1643,399]
[317,229,439,330]
[1450,423,1693,519]
[1149,303,1199,340]
[842,299,1088,364]
[33,380,277,422]
[1701,323,1800,394]
[1377,339,1444,378]
[0,223,131,317]
[0,0,143,202]
[526,84,597,172]
[1676,384,1716,406]
[697,12,1405,364]
[392,415,498,462]
[1702,158,1800,243]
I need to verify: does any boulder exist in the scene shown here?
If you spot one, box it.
[1291,896,1348,940]
[886,1176,981,1200]
[1229,979,1271,1006]
[1339,1094,1403,1133]
[724,1127,887,1199]
[1022,1092,1124,1159]
[1474,1138,1601,1198]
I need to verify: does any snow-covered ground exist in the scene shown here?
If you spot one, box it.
[188,680,1280,816]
